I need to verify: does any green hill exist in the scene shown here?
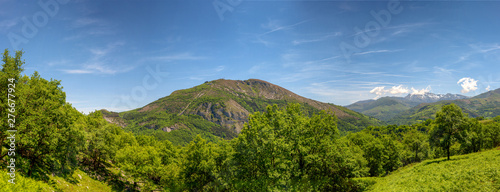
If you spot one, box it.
[346,97,415,121]
[366,148,500,192]
[388,88,500,125]
[104,79,381,145]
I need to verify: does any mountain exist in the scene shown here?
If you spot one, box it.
[387,88,500,125]
[103,79,381,145]
[346,93,468,121]
[404,92,469,103]
[347,97,415,121]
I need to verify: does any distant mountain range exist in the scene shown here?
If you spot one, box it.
[346,92,468,121]
[102,79,381,145]
[347,89,500,124]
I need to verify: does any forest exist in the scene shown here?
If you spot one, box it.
[1,49,500,191]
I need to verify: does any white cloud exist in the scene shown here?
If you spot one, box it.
[370,86,386,96]
[388,85,410,94]
[369,85,409,98]
[457,77,478,93]
[486,85,491,91]
[410,86,431,95]
[370,84,434,98]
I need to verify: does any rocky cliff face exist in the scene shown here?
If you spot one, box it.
[103,79,380,135]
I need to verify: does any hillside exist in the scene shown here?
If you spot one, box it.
[347,97,416,121]
[388,88,500,125]
[366,148,500,191]
[104,79,381,144]
[0,169,114,192]
[346,93,468,121]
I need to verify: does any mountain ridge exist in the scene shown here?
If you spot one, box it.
[346,92,469,121]
[102,79,381,144]
[388,88,500,125]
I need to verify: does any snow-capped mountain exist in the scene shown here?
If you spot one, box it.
[404,93,469,103]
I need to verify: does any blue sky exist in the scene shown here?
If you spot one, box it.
[1,0,499,113]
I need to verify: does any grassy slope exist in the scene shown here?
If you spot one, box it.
[367,148,500,192]
[0,169,114,192]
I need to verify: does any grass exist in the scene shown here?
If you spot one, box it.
[0,170,54,192]
[366,148,500,192]
[0,169,114,192]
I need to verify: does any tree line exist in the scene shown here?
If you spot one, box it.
[1,49,500,191]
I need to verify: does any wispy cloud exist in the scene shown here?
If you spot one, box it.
[64,17,115,41]
[350,22,431,37]
[292,32,342,45]
[260,19,309,36]
[454,43,500,63]
[149,52,207,62]
[71,17,105,29]
[61,41,133,75]
[0,17,18,32]
[353,49,403,56]
[433,66,456,75]
[61,69,93,74]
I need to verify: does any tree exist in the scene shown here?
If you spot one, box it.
[484,121,500,149]
[233,103,348,190]
[381,135,402,174]
[348,132,386,177]
[430,104,466,160]
[180,135,218,191]
[403,129,429,163]
[460,117,484,153]
[115,145,162,190]
[14,72,85,178]
[0,49,24,164]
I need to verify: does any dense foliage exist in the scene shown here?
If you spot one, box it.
[1,49,500,191]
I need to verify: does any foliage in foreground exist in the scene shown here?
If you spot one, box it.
[368,148,500,192]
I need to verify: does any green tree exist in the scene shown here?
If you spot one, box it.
[0,49,24,164]
[348,132,386,177]
[179,135,218,191]
[460,117,484,153]
[233,104,350,190]
[115,145,162,189]
[381,135,402,174]
[483,121,500,149]
[14,71,85,178]
[402,129,429,163]
[430,104,466,160]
